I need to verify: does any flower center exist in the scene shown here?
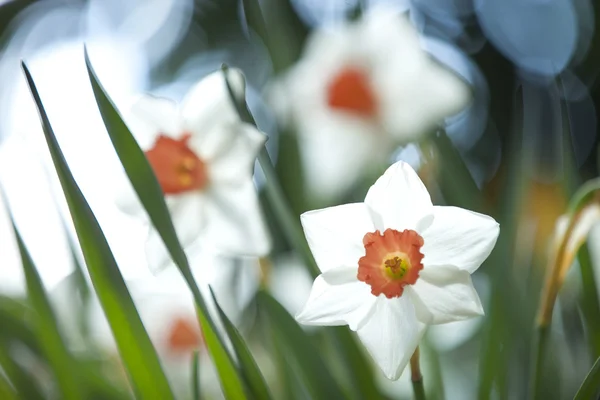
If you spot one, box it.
[166,317,202,354]
[145,133,208,195]
[358,229,424,298]
[384,255,410,279]
[326,66,377,118]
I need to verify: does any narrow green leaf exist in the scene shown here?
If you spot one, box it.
[192,350,200,400]
[430,131,481,211]
[258,291,348,400]
[329,328,382,400]
[67,235,93,341]
[210,288,272,400]
[222,66,376,399]
[574,357,600,400]
[84,50,247,400]
[577,242,600,357]
[10,221,83,400]
[0,342,44,400]
[0,370,16,400]
[221,65,319,280]
[0,298,42,357]
[0,300,123,400]
[195,308,247,399]
[21,62,174,400]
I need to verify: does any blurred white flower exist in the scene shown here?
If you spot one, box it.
[50,251,260,398]
[121,69,272,272]
[296,161,498,379]
[269,7,469,199]
[268,254,315,318]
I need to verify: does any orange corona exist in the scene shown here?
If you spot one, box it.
[358,229,424,298]
[166,317,202,354]
[326,67,377,118]
[145,133,208,195]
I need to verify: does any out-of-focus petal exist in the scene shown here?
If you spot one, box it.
[408,265,484,324]
[356,296,426,380]
[180,69,245,155]
[206,124,266,185]
[296,267,375,330]
[128,95,182,148]
[145,193,205,273]
[420,206,499,273]
[296,116,387,200]
[201,180,271,257]
[300,203,375,273]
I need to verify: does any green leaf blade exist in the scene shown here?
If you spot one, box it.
[21,61,174,400]
[574,356,600,400]
[83,51,247,400]
[10,221,83,400]
[210,288,272,400]
[0,370,17,400]
[258,291,348,400]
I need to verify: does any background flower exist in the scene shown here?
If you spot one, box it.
[119,69,272,272]
[268,6,470,200]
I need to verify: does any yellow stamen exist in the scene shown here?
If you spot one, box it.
[181,157,196,171]
[178,174,193,187]
[384,255,409,280]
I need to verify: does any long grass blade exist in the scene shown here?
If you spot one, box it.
[84,50,247,399]
[22,61,174,400]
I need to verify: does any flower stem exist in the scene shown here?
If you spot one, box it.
[221,65,320,279]
[529,323,549,399]
[410,347,426,400]
[258,149,320,279]
[577,243,600,357]
[191,350,200,400]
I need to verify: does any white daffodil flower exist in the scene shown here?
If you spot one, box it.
[296,161,499,379]
[269,6,470,199]
[121,69,271,272]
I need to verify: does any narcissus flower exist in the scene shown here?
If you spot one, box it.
[269,6,470,198]
[296,161,499,379]
[121,69,271,271]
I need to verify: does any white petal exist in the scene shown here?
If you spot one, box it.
[201,179,271,257]
[295,267,375,331]
[145,193,205,273]
[207,123,266,185]
[421,206,499,273]
[128,95,182,148]
[408,265,484,324]
[300,203,375,273]
[357,10,471,140]
[378,61,470,140]
[296,114,387,200]
[361,9,425,75]
[356,296,426,380]
[364,161,433,232]
[180,70,245,157]
[421,61,471,120]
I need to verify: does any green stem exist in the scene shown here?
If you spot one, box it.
[578,242,600,356]
[258,149,319,278]
[412,379,426,400]
[222,65,320,279]
[192,350,200,400]
[410,347,426,400]
[529,324,549,400]
[430,131,481,212]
